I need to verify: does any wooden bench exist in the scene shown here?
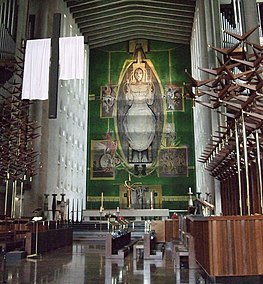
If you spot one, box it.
[133,240,144,259]
[105,231,138,259]
[133,233,164,260]
[144,233,163,260]
[174,245,189,268]
[0,231,15,251]
[174,232,198,269]
[0,231,25,252]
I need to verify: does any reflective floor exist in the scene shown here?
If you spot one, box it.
[1,241,263,284]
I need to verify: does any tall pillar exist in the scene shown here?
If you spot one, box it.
[207,0,223,214]
[192,0,216,204]
[196,0,209,75]
[242,0,260,44]
[25,0,60,216]
[204,0,214,66]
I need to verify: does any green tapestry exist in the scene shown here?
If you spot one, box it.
[87,40,195,211]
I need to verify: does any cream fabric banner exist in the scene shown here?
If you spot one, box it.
[59,36,84,80]
[22,38,51,100]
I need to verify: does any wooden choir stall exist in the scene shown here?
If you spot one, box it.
[186,215,263,277]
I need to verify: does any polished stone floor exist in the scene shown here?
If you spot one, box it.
[1,241,263,284]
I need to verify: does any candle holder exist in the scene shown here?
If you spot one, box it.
[44,194,49,220]
[72,199,75,223]
[150,191,154,209]
[101,192,104,211]
[116,206,120,218]
[196,191,201,199]
[4,174,9,216]
[76,199,79,223]
[188,190,193,207]
[127,189,132,209]
[67,199,70,223]
[99,206,104,231]
[188,187,195,214]
[195,191,202,215]
[52,194,57,220]
[19,176,26,218]
[60,193,66,221]
[205,192,211,202]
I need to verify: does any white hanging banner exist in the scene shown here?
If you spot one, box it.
[22,38,51,100]
[21,36,85,100]
[59,36,84,80]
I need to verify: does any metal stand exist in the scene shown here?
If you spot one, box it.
[1,249,7,284]
[1,219,8,283]
[27,217,43,259]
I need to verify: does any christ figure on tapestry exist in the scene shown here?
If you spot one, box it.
[116,42,164,176]
[123,45,156,165]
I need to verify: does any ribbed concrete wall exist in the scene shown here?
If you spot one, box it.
[21,0,89,219]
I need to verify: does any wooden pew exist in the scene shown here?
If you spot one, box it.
[105,230,137,259]
[143,232,164,260]
[0,218,30,252]
[25,226,73,255]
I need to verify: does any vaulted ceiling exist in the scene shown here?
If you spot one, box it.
[64,0,197,49]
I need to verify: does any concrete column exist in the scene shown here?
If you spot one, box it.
[197,0,209,77]
[210,0,222,58]
[22,0,60,215]
[210,0,222,214]
[15,0,29,50]
[241,0,260,44]
[204,0,216,69]
[192,0,215,201]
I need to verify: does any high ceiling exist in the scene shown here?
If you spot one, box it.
[64,0,197,49]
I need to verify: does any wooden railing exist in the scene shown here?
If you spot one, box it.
[187,215,263,277]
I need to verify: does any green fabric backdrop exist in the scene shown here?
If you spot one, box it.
[87,40,195,211]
